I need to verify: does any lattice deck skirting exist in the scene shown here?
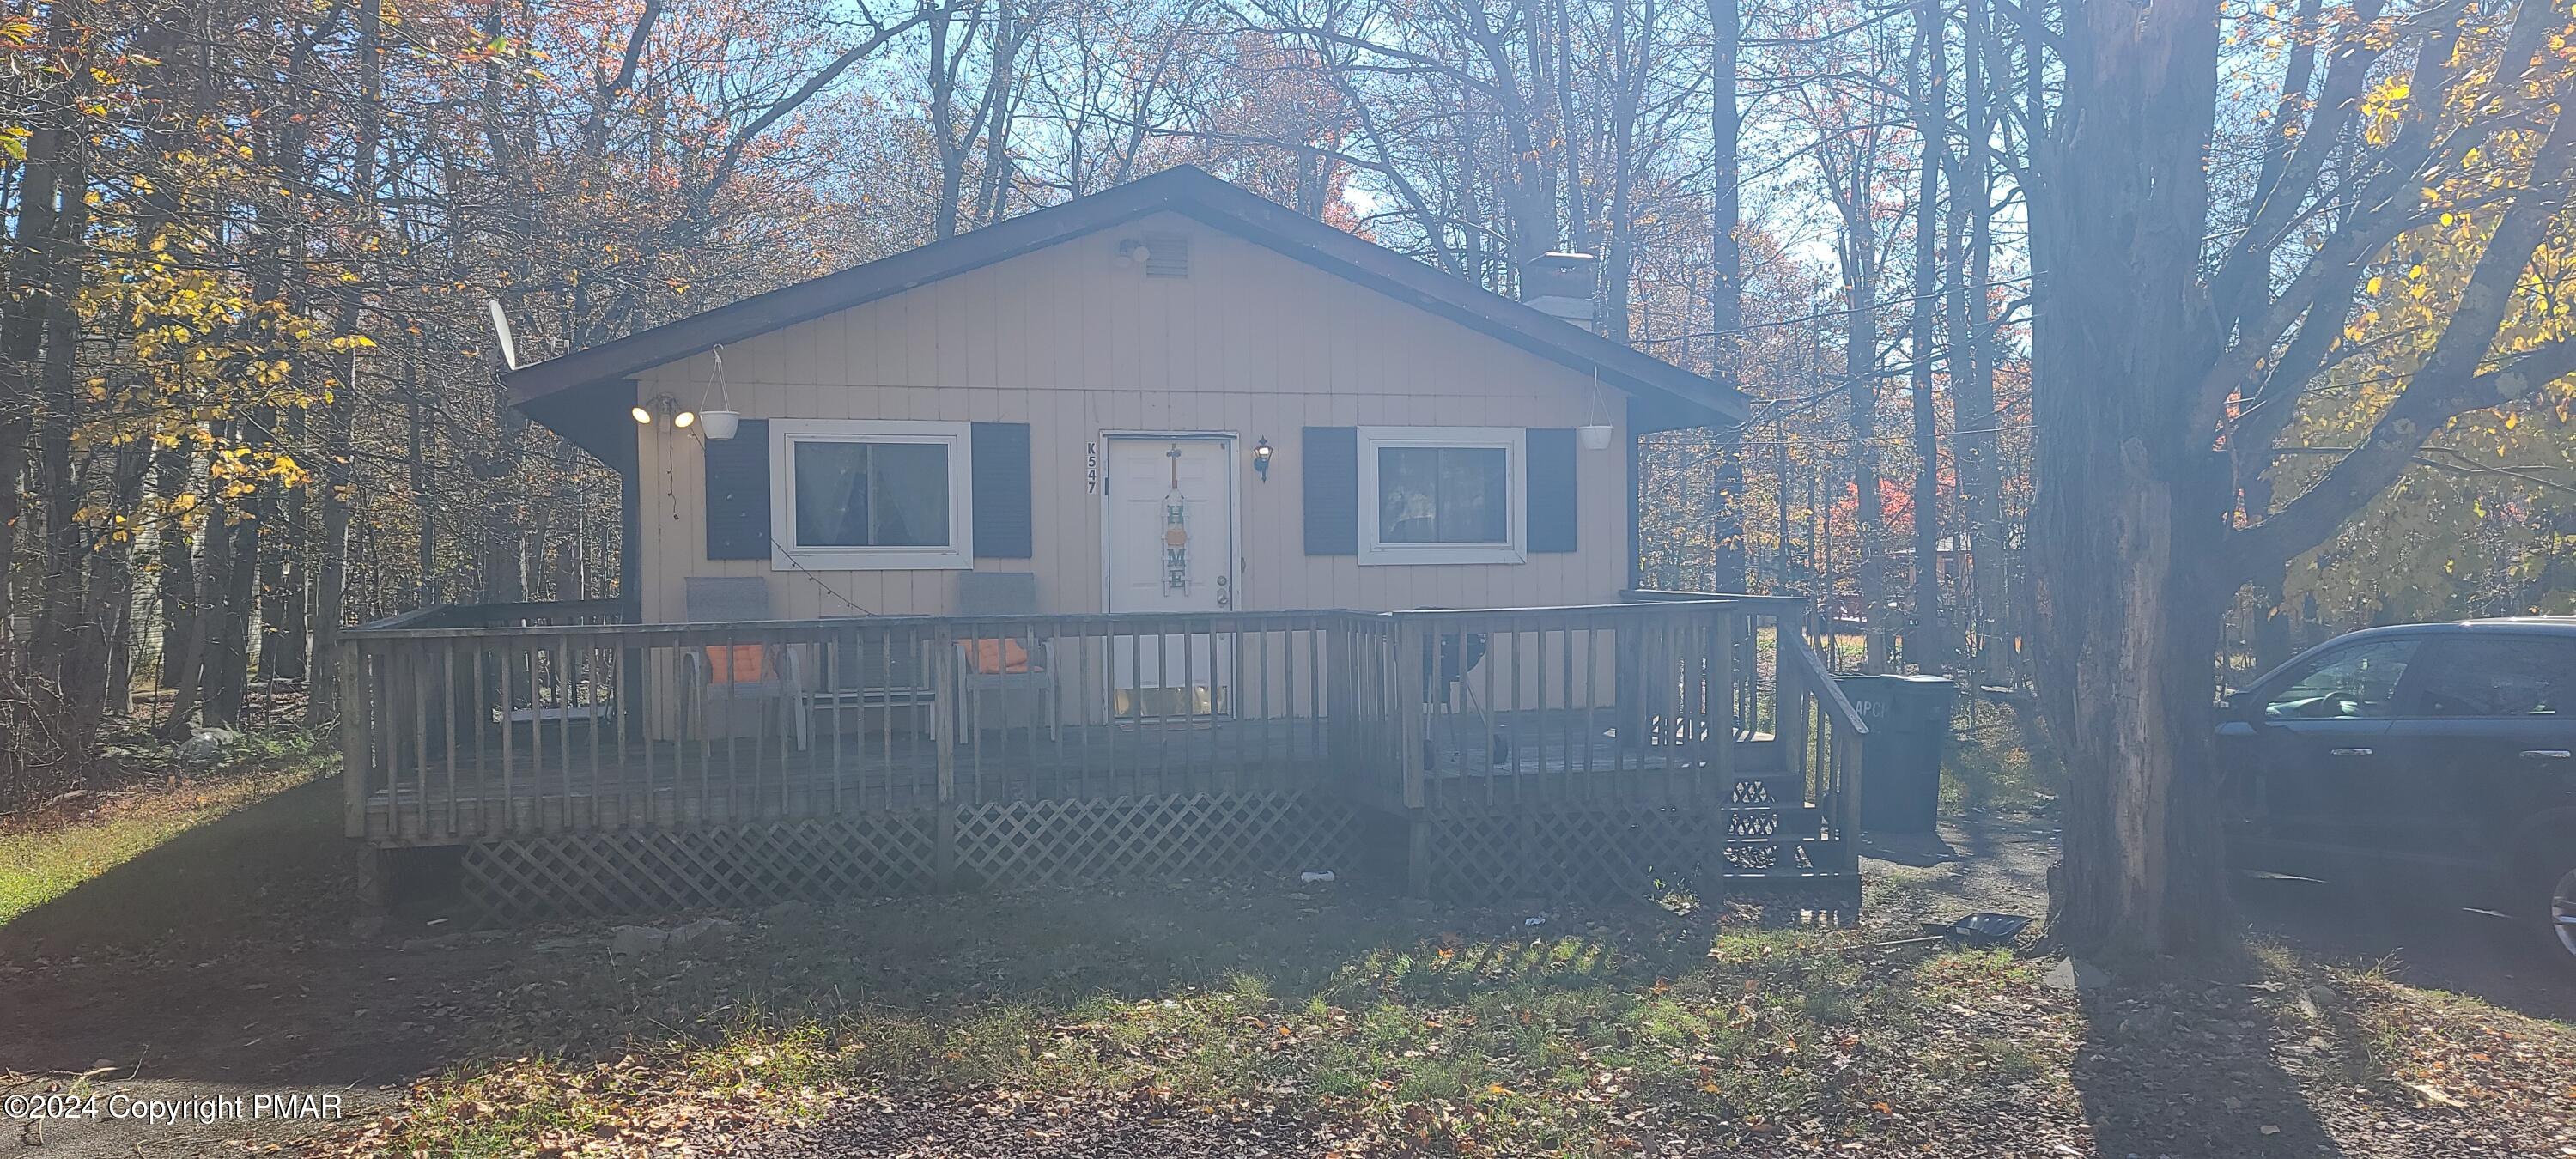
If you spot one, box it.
[1417,808,1720,902]
[461,811,945,921]
[459,791,1361,920]
[954,792,1362,888]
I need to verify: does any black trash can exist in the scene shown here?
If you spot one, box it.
[1832,674,1956,834]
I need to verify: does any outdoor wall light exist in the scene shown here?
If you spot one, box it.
[1253,437,1273,481]
[632,395,696,428]
[1115,238,1153,267]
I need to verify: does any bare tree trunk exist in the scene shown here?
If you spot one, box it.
[166,417,234,734]
[406,357,435,604]
[1602,0,1642,344]
[201,490,260,727]
[31,48,94,683]
[0,0,82,643]
[260,409,308,682]
[1707,0,1747,593]
[1953,0,2007,677]
[975,0,1019,226]
[153,450,199,692]
[67,450,148,749]
[1842,238,1886,668]
[928,1,965,240]
[1908,0,1948,670]
[310,0,380,725]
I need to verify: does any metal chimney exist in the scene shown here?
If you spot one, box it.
[1520,252,1597,325]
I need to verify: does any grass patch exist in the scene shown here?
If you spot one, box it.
[0,730,325,925]
[1942,697,2063,815]
[346,894,2112,1156]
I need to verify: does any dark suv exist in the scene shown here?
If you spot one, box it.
[2220,619,2576,966]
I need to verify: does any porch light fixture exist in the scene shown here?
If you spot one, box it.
[632,395,696,428]
[1253,437,1272,481]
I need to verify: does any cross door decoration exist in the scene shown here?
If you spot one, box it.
[1161,444,1190,593]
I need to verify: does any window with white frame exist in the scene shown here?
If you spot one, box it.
[1358,426,1523,565]
[769,419,972,570]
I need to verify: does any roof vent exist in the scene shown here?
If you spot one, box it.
[1144,233,1190,278]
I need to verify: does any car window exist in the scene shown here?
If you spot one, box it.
[2263,638,2420,719]
[2405,637,2576,717]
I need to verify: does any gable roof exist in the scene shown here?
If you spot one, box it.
[506,166,1746,462]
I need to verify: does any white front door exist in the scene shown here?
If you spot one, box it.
[1103,435,1235,717]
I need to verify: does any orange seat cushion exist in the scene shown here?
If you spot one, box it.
[967,638,1035,675]
[705,644,768,683]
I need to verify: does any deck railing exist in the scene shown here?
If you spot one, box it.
[340,595,1851,861]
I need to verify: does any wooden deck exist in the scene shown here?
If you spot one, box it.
[342,597,1875,912]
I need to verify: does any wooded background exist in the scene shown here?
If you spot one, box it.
[4,0,2572,953]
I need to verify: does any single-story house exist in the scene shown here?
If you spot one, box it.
[503,165,1748,626]
[334,167,1874,919]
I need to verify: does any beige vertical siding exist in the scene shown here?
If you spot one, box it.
[630,210,1636,624]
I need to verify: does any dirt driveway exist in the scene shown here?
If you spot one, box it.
[1862,814,2576,1024]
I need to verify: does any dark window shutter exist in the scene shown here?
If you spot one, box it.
[971,422,1033,559]
[704,419,770,560]
[1303,426,1358,555]
[1526,428,1577,554]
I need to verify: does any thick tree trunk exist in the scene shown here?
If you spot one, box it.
[2032,448,2235,956]
[201,504,259,726]
[2027,0,2236,957]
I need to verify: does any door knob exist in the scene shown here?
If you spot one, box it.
[2328,747,2374,756]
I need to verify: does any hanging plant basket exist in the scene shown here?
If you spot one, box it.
[1577,423,1614,451]
[700,410,742,440]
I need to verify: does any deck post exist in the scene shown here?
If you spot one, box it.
[1405,816,1431,899]
[934,806,958,889]
[1777,606,1810,783]
[1393,616,1426,810]
[339,640,369,840]
[935,637,958,887]
[352,844,390,911]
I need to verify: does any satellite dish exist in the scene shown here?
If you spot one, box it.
[485,299,519,370]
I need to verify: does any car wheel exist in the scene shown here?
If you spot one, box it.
[2549,862,2576,969]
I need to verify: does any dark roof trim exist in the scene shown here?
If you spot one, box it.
[503,166,1747,427]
